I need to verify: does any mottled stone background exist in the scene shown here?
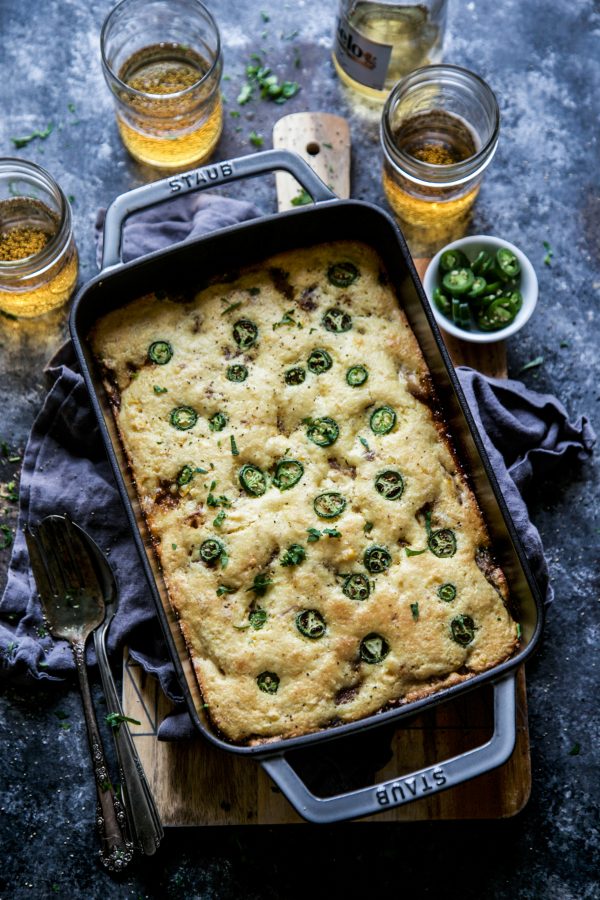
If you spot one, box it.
[0,0,598,897]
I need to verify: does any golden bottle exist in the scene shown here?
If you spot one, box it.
[333,0,447,101]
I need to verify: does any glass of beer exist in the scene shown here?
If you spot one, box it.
[101,0,223,170]
[0,159,78,318]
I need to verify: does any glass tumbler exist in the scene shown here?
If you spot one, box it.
[0,159,78,318]
[101,0,223,170]
[381,65,500,257]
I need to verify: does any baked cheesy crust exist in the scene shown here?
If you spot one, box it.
[91,241,517,743]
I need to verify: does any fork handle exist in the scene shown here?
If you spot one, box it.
[94,630,163,854]
[72,640,134,872]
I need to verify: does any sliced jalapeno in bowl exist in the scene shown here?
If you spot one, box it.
[442,268,475,296]
[495,247,521,280]
[439,248,470,272]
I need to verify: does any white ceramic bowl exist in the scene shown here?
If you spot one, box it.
[422,235,539,343]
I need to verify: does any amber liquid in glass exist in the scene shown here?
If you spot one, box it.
[117,43,222,169]
[383,110,480,255]
[0,198,78,317]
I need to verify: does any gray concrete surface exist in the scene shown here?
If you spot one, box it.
[0,0,598,897]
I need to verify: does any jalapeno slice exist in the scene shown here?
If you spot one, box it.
[370,406,396,435]
[306,416,339,447]
[239,464,268,496]
[428,528,457,558]
[451,614,476,645]
[438,583,457,602]
[327,261,359,287]
[285,366,306,385]
[468,277,488,298]
[374,469,404,501]
[307,348,333,374]
[495,247,521,280]
[177,464,195,486]
[471,251,492,275]
[346,365,368,387]
[439,249,470,272]
[322,307,352,333]
[257,671,279,693]
[433,287,451,316]
[209,411,228,432]
[342,573,370,601]
[233,318,258,350]
[442,268,475,296]
[296,609,326,639]
[360,633,390,664]
[226,363,248,382]
[148,340,173,365]
[249,608,267,630]
[313,491,346,518]
[170,406,198,430]
[198,538,224,565]
[273,458,304,490]
[364,545,392,573]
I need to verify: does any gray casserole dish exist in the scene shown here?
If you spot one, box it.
[70,150,543,823]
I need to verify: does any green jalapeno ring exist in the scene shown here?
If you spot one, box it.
[363,545,392,574]
[451,614,476,646]
[442,268,475,296]
[273,459,304,491]
[306,416,339,447]
[199,538,224,565]
[359,633,390,664]
[439,249,470,272]
[374,469,404,501]
[327,261,359,287]
[438,583,457,602]
[495,247,521,280]
[170,406,198,430]
[342,573,370,601]
[307,348,333,374]
[233,318,258,350]
[239,464,268,496]
[295,609,326,639]
[209,411,228,432]
[467,276,488,298]
[471,250,492,275]
[148,340,173,365]
[257,671,280,693]
[428,528,457,558]
[313,491,346,518]
[346,364,369,387]
[322,307,352,333]
[226,364,248,383]
[433,287,452,317]
[370,406,397,435]
[249,608,267,630]
[285,366,306,385]
[177,464,195,486]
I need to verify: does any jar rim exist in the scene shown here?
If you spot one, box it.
[0,158,73,277]
[100,0,222,102]
[381,64,500,187]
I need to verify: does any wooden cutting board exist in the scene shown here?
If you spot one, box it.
[122,117,529,823]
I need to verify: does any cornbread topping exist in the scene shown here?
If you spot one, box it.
[91,240,517,743]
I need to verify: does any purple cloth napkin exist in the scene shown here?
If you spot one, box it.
[0,193,595,742]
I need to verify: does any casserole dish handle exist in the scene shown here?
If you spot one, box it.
[101,149,336,269]
[261,673,516,824]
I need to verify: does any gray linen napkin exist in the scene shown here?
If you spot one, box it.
[0,193,595,745]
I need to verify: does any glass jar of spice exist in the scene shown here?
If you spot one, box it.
[381,65,500,257]
[0,159,78,318]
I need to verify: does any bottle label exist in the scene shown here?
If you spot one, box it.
[334,13,393,91]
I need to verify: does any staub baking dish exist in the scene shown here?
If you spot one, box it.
[70,150,543,823]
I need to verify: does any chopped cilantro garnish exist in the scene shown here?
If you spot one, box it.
[153,385,168,394]
[213,509,227,528]
[230,435,239,456]
[246,572,273,596]
[105,712,141,731]
[11,123,54,149]
[359,436,370,451]
[323,528,341,537]
[273,309,296,328]
[221,299,242,315]
[306,527,322,542]
[405,547,426,557]
[543,240,553,266]
[0,524,13,550]
[216,584,236,596]
[291,188,312,206]
[364,521,374,535]
[410,602,419,620]
[249,130,264,148]
[237,83,253,105]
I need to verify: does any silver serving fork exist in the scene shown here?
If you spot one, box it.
[25,515,134,872]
